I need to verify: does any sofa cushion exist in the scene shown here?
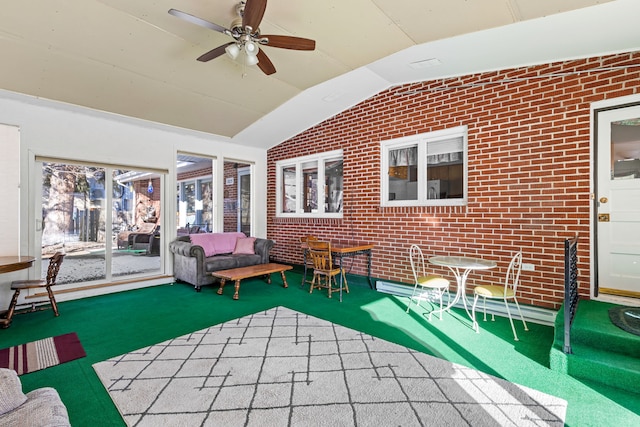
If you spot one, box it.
[234,254,262,268]
[233,237,256,255]
[0,369,27,416]
[204,255,240,272]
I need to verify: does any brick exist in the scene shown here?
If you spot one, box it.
[266,51,640,308]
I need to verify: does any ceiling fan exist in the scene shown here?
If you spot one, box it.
[169,0,316,75]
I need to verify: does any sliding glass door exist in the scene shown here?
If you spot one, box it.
[39,159,163,284]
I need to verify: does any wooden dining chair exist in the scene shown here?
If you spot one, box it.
[2,252,65,328]
[299,235,318,287]
[471,251,529,341]
[406,244,450,320]
[307,240,349,301]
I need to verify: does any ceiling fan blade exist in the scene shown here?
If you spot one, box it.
[257,50,276,75]
[261,35,315,51]
[197,43,234,62]
[168,8,228,34]
[242,0,267,31]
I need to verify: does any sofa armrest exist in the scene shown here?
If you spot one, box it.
[0,369,70,426]
[254,238,275,264]
[0,369,27,415]
[169,237,209,289]
[169,239,205,260]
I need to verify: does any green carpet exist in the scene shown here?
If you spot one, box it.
[551,300,640,395]
[1,269,638,426]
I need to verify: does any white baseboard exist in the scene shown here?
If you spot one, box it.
[376,280,557,326]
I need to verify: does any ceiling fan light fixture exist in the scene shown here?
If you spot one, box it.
[244,52,259,66]
[225,43,240,59]
[244,41,258,56]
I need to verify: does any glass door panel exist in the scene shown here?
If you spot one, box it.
[223,161,251,233]
[112,170,162,277]
[177,153,213,233]
[238,167,251,235]
[41,162,106,283]
[41,161,163,284]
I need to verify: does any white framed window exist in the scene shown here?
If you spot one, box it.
[177,177,213,230]
[276,149,343,217]
[381,126,468,207]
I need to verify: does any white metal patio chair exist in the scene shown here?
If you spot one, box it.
[406,244,450,320]
[471,251,529,341]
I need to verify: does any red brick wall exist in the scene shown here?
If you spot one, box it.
[178,168,211,181]
[267,51,640,310]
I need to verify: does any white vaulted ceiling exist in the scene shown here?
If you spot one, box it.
[1,0,639,149]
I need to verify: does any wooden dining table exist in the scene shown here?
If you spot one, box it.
[0,255,35,328]
[301,241,375,289]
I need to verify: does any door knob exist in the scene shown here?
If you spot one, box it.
[599,197,608,203]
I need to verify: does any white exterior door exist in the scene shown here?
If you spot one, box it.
[596,104,640,300]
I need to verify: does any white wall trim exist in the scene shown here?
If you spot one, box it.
[377,281,557,326]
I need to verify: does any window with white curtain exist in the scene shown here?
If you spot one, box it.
[381,126,468,206]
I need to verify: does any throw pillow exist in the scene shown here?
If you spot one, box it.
[0,369,27,415]
[233,237,256,254]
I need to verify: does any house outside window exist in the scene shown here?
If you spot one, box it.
[381,125,468,207]
[276,150,343,217]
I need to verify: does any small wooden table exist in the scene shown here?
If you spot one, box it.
[0,256,35,274]
[212,263,292,300]
[1,256,35,328]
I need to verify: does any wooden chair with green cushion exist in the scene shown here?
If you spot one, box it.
[471,251,529,341]
[1,252,65,328]
[406,244,450,320]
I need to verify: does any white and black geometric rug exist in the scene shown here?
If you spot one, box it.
[93,307,567,426]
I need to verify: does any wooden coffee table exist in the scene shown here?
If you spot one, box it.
[212,263,292,300]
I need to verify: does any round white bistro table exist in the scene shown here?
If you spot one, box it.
[429,256,497,320]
